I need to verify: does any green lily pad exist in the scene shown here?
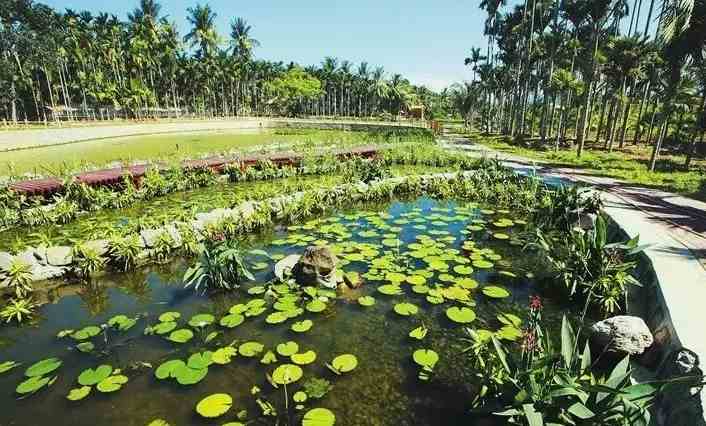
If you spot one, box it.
[276,341,300,357]
[78,365,113,386]
[0,361,20,374]
[187,352,213,370]
[174,365,208,385]
[159,312,180,322]
[96,375,128,393]
[305,300,327,313]
[239,341,264,357]
[453,265,473,275]
[220,314,245,328]
[212,347,237,365]
[108,315,137,331]
[293,391,308,403]
[16,375,54,395]
[291,351,317,365]
[472,260,494,269]
[393,303,419,316]
[446,307,476,324]
[412,349,439,369]
[196,393,232,418]
[377,284,402,295]
[188,314,215,328]
[493,233,510,240]
[406,275,426,285]
[76,342,95,353]
[291,319,313,333]
[67,386,91,401]
[302,408,336,426]
[152,321,177,335]
[155,360,186,380]
[168,329,194,343]
[330,354,358,373]
[272,364,303,385]
[409,325,428,340]
[25,357,62,377]
[266,311,289,324]
[357,296,376,306]
[71,326,101,341]
[482,286,510,298]
[260,351,278,365]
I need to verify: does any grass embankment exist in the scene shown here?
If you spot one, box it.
[469,132,706,200]
[0,128,424,176]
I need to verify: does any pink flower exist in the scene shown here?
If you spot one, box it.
[529,295,542,311]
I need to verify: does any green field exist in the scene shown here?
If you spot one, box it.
[0,128,381,176]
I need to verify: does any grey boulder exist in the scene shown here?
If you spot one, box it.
[590,315,653,356]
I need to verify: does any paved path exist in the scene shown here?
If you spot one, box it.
[441,131,706,271]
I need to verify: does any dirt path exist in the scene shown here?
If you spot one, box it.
[441,130,706,271]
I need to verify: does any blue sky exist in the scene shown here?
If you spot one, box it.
[40,0,488,91]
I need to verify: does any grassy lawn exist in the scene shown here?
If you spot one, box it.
[469,132,706,200]
[0,128,385,176]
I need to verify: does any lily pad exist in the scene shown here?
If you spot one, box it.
[291,320,313,333]
[377,284,402,296]
[446,307,476,324]
[168,329,194,343]
[266,312,289,324]
[67,386,91,401]
[305,300,327,313]
[188,314,215,328]
[152,321,177,335]
[96,375,128,393]
[212,347,237,365]
[260,351,278,365]
[393,303,419,316]
[239,341,265,357]
[412,349,439,369]
[159,312,180,322]
[71,326,101,341]
[409,325,428,340]
[291,351,317,365]
[0,361,20,374]
[272,364,303,385]
[16,375,54,395]
[219,314,245,328]
[330,354,358,373]
[276,341,300,357]
[155,360,185,380]
[472,260,494,269]
[25,358,62,377]
[482,286,510,298]
[293,391,308,403]
[302,408,336,426]
[173,365,208,385]
[187,352,213,370]
[357,296,376,307]
[78,365,113,386]
[196,393,232,418]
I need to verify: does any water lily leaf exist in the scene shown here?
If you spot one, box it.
[412,349,439,369]
[291,351,317,365]
[155,360,185,380]
[67,386,91,401]
[78,365,113,386]
[293,391,308,403]
[446,307,476,324]
[219,314,245,328]
[357,296,376,306]
[493,233,510,240]
[497,313,522,327]
[0,361,20,374]
[377,284,402,296]
[168,329,194,343]
[409,325,428,340]
[393,303,419,316]
[411,285,429,294]
[16,375,54,395]
[108,315,137,331]
[196,393,233,418]
[406,275,426,285]
[188,314,215,328]
[330,354,358,374]
[71,326,101,341]
[472,260,494,269]
[174,365,208,385]
[291,320,313,332]
[245,306,266,317]
[212,347,237,365]
[96,375,128,393]
[482,286,510,298]
[266,312,289,324]
[305,300,327,313]
[146,420,170,426]
[276,341,299,357]
[159,311,180,322]
[260,351,278,365]
[239,341,265,357]
[272,364,303,385]
[229,304,248,314]
[302,408,336,426]
[248,285,266,295]
[188,352,213,370]
[453,265,473,275]
[25,357,62,377]
[76,342,95,353]
[455,278,478,289]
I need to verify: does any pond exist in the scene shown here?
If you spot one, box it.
[0,196,562,426]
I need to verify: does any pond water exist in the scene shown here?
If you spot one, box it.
[0,196,559,426]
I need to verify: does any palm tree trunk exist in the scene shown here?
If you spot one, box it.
[576,29,600,157]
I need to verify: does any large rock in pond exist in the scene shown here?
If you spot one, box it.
[590,315,654,356]
[46,246,73,266]
[292,246,339,288]
[274,254,301,281]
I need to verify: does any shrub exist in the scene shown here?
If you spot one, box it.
[2,259,33,298]
[0,298,38,324]
[106,235,142,272]
[183,239,257,292]
[72,243,105,280]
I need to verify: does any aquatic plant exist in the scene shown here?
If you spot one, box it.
[2,258,33,298]
[72,243,105,280]
[183,239,257,292]
[106,235,142,272]
[0,298,38,323]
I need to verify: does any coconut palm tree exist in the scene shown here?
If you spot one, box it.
[184,3,218,59]
[465,47,487,81]
[229,17,259,62]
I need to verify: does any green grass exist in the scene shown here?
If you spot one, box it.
[0,128,398,176]
[470,132,706,200]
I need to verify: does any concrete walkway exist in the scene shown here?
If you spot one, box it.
[442,130,706,414]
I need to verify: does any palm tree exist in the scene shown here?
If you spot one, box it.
[229,17,259,62]
[465,47,487,81]
[184,4,218,59]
